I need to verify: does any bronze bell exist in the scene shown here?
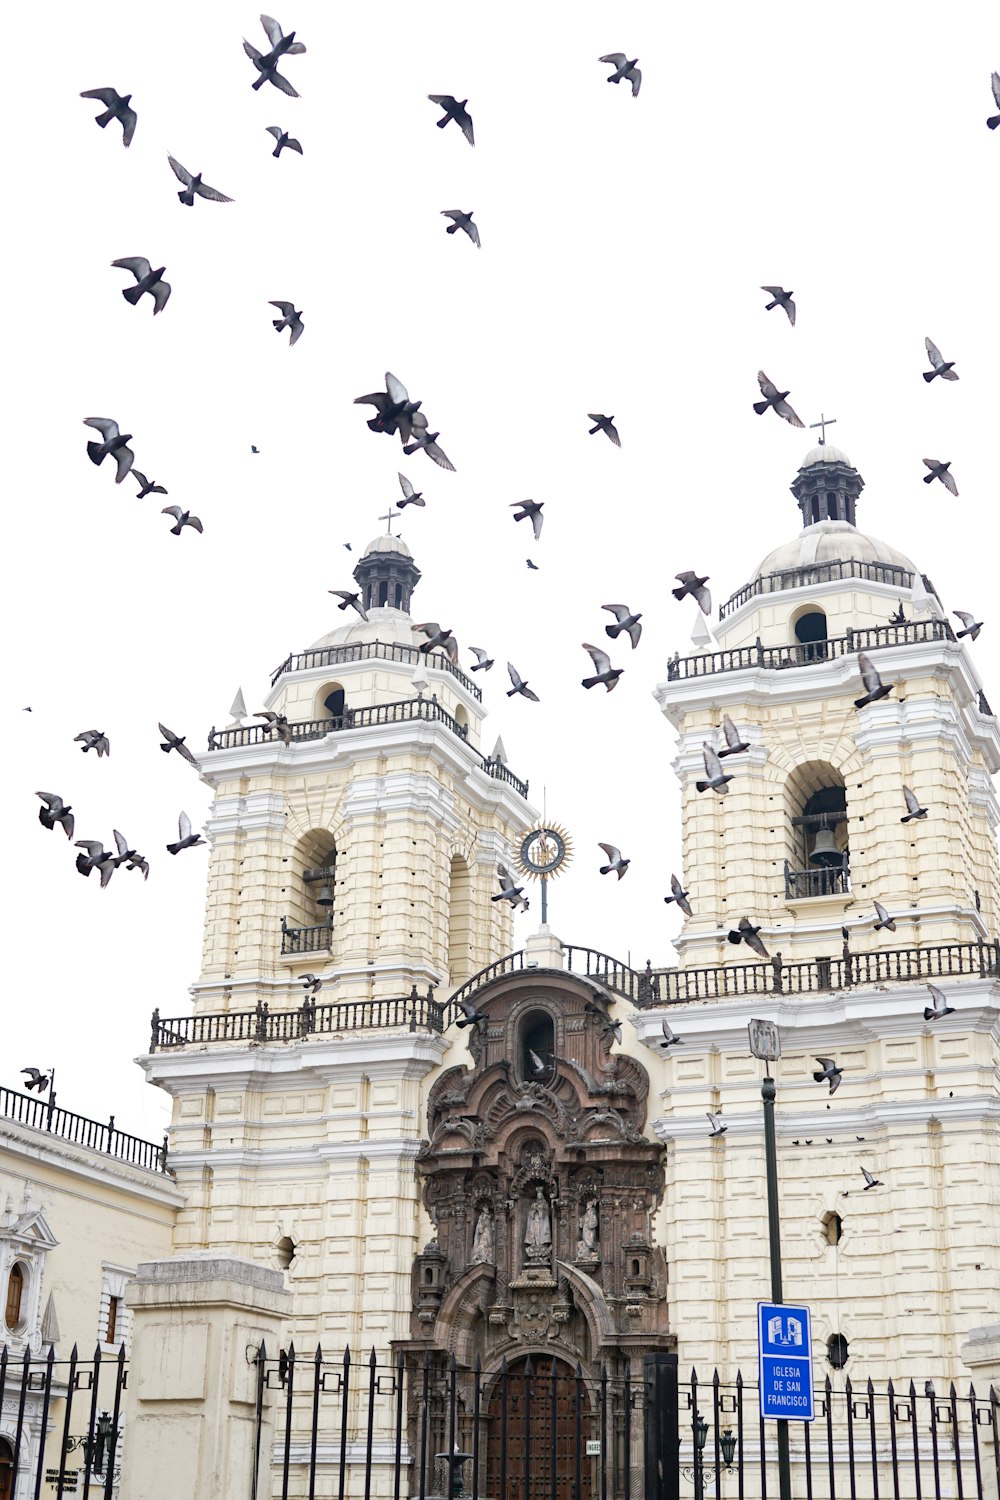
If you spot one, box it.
[316,881,334,907]
[809,827,843,868]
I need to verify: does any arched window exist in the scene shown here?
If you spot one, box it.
[454,705,470,739]
[826,1333,849,1369]
[378,579,389,607]
[394,583,403,608]
[319,683,346,725]
[448,856,473,981]
[826,492,838,519]
[4,1264,24,1329]
[793,610,828,663]
[520,1010,555,1082]
[810,496,820,524]
[785,762,849,899]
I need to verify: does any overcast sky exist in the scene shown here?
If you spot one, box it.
[6,2,998,1141]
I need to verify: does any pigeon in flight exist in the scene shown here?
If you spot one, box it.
[599,53,641,96]
[112,257,171,314]
[813,1057,843,1095]
[300,973,323,994]
[402,429,455,471]
[598,842,630,879]
[162,507,203,536]
[266,126,303,156]
[83,418,134,484]
[872,901,896,932]
[923,984,955,1021]
[854,653,892,709]
[329,590,369,621]
[989,72,1000,129]
[468,646,494,672]
[80,88,136,147]
[511,499,543,540]
[270,301,304,346]
[603,604,642,648]
[252,445,260,454]
[396,473,425,508]
[899,786,928,823]
[75,840,116,887]
[456,998,489,1029]
[167,156,233,206]
[673,571,712,614]
[21,1068,51,1093]
[133,470,167,499]
[255,710,293,747]
[166,811,205,855]
[753,371,804,427]
[717,715,750,758]
[412,622,459,665]
[581,644,623,692]
[588,414,620,446]
[860,1166,882,1191]
[526,558,539,571]
[112,829,148,879]
[74,729,110,757]
[441,209,481,248]
[506,663,539,701]
[922,458,958,495]
[728,917,769,958]
[659,1020,683,1048]
[761,286,796,325]
[354,372,423,442]
[158,723,200,767]
[923,338,958,382]
[664,874,692,916]
[696,743,733,795]
[244,14,305,94]
[707,1111,727,1138]
[953,611,983,640]
[36,792,74,839]
[428,95,475,146]
[527,1049,550,1077]
[492,863,529,911]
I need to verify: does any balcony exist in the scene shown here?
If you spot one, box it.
[280,920,333,956]
[665,617,955,682]
[784,863,851,900]
[718,557,915,620]
[269,637,482,701]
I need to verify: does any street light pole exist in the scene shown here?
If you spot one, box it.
[761,1067,792,1500]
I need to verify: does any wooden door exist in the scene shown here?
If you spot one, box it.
[487,1356,593,1500]
[0,1438,14,1500]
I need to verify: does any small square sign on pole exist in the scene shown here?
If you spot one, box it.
[758,1302,815,1421]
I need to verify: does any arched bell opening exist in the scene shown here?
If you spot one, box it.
[784,762,850,900]
[792,607,829,663]
[280,829,338,958]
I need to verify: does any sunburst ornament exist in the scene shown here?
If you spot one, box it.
[515,823,573,926]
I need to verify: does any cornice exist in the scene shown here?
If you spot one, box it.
[137,1032,451,1094]
[165,1138,426,1171]
[654,1095,1000,1143]
[0,1126,184,1208]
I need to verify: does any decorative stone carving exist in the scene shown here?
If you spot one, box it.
[470,1210,494,1265]
[576,1197,599,1261]
[522,1187,552,1266]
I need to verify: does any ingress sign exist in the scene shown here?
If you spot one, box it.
[758,1302,814,1421]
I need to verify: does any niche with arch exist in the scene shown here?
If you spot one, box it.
[784,762,850,898]
[792,606,829,663]
[316,681,347,726]
[4,1263,25,1330]
[518,1008,555,1083]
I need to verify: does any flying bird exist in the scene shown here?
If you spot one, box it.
[923,984,955,1021]
[599,53,641,96]
[75,728,109,757]
[402,429,455,471]
[581,644,622,692]
[988,72,1000,129]
[167,156,233,206]
[132,470,167,499]
[300,973,323,993]
[707,1111,727,1138]
[603,604,641,648]
[329,590,369,621]
[953,611,983,640]
[526,558,539,571]
[80,88,136,147]
[761,286,796,325]
[255,710,293,747]
[854,653,892,709]
[901,786,928,823]
[354,372,423,442]
[412,622,459,665]
[664,874,692,917]
[813,1057,843,1095]
[727,916,769,958]
[36,792,74,839]
[695,743,733,795]
[492,863,529,911]
[659,1020,683,1048]
[753,371,804,427]
[923,338,958,382]
[468,646,494,672]
[441,209,481,248]
[112,257,171,314]
[74,840,116,887]
[921,458,958,495]
[456,998,489,1029]
[162,506,203,536]
[428,95,474,146]
[511,499,543,540]
[872,901,896,932]
[158,723,199,767]
[598,842,629,879]
[860,1166,882,1191]
[588,414,620,446]
[506,663,539,702]
[265,126,303,156]
[166,811,205,855]
[673,571,712,614]
[112,829,148,879]
[83,418,134,484]
[396,473,425,508]
[244,14,305,94]
[21,1068,51,1094]
[252,445,260,454]
[269,301,304,346]
[527,1049,550,1077]
[717,715,750,757]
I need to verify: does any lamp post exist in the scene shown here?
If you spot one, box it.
[748,1020,793,1500]
[684,1415,737,1497]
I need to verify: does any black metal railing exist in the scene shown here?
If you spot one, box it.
[269,637,482,701]
[784,862,852,899]
[719,557,915,619]
[0,1084,169,1173]
[149,988,444,1051]
[666,617,955,680]
[0,1345,127,1500]
[280,922,333,956]
[206,698,529,797]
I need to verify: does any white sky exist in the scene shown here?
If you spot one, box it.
[5,2,999,1141]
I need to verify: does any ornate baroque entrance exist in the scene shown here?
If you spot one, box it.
[487,1355,593,1500]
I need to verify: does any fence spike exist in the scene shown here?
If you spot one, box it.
[500,1355,508,1374]
[908,1379,917,1398]
[967,1381,976,1402]
[948,1380,957,1398]
[867,1377,875,1395]
[315,1343,323,1364]
[576,1362,583,1377]
[474,1353,481,1373]
[422,1349,430,1371]
[845,1375,853,1397]
[736,1369,743,1389]
[887,1376,895,1397]
[825,1374,833,1395]
[370,1347,377,1369]
[713,1368,721,1389]
[343,1344,351,1369]
[288,1340,296,1359]
[450,1350,457,1371]
[70,1343,78,1360]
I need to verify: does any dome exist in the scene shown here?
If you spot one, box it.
[798,444,853,469]
[753,520,917,581]
[361,532,413,559]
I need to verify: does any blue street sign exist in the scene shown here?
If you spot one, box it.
[758,1302,815,1421]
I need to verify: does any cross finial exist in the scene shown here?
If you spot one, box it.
[378,508,398,536]
[809,413,837,444]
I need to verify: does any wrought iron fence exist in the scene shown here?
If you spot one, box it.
[0,1085,168,1173]
[0,1345,127,1500]
[665,617,954,681]
[784,863,852,899]
[269,637,482,701]
[149,987,444,1051]
[280,921,333,956]
[718,558,915,619]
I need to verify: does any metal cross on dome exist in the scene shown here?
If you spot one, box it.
[809,413,837,444]
[378,508,399,536]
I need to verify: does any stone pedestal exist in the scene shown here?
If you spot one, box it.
[961,1323,1000,1388]
[524,925,565,971]
[122,1253,291,1500]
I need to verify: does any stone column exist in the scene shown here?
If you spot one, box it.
[122,1253,292,1500]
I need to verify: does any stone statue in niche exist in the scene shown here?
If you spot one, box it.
[523,1186,552,1264]
[470,1209,494,1265]
[577,1198,599,1259]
